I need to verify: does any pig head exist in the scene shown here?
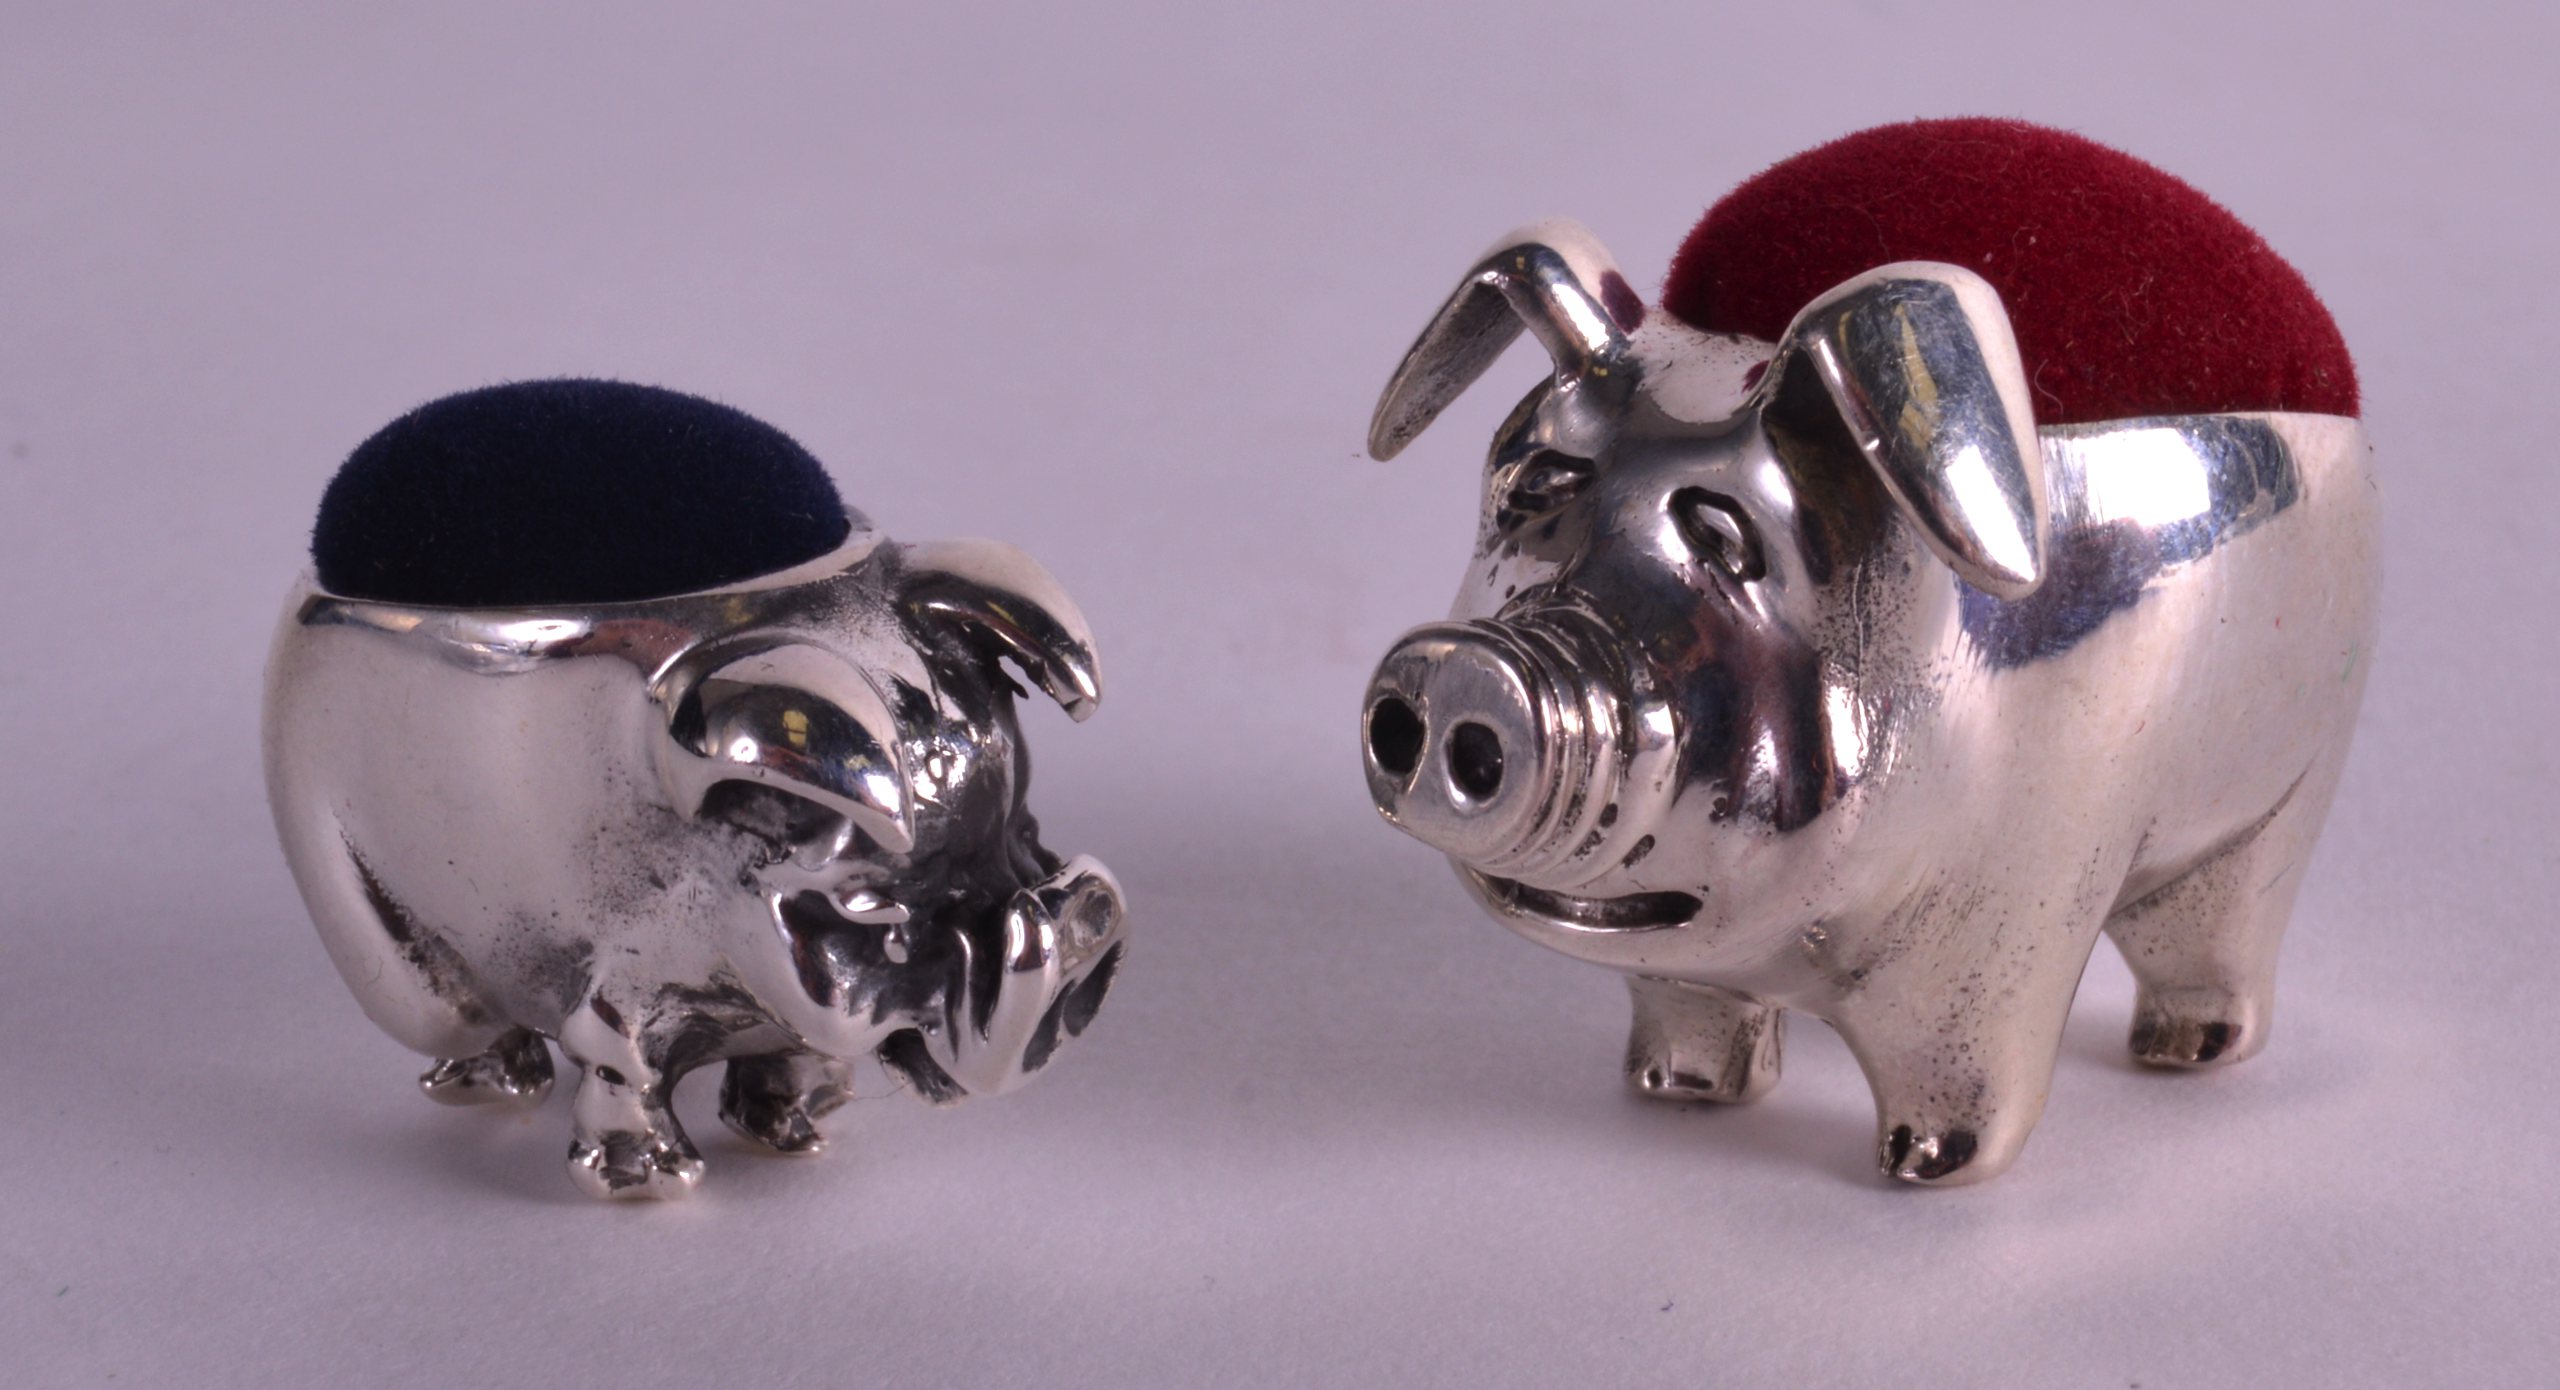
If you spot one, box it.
[1362,220,2045,957]
[651,538,1122,1104]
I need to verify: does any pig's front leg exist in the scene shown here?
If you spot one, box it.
[558,993,704,1200]
[1623,977,1782,1104]
[1821,884,2111,1186]
[720,1050,854,1155]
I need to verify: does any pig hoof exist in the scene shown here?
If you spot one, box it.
[719,1091,832,1156]
[1626,1058,1764,1104]
[420,1028,553,1108]
[719,1055,850,1156]
[1621,980,1782,1106]
[723,1103,827,1155]
[1879,1124,1999,1186]
[567,1133,705,1200]
[2129,990,2267,1069]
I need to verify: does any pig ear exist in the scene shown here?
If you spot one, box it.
[655,643,915,854]
[1368,218,1642,461]
[901,540,1102,721]
[1775,262,2048,600]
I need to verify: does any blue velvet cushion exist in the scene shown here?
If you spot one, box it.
[313,379,852,606]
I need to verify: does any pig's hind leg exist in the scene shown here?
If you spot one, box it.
[720,1051,854,1156]
[1622,978,1782,1104]
[2105,761,2344,1069]
[420,1027,553,1108]
[557,992,705,1200]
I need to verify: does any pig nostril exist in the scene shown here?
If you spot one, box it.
[1448,722,1504,800]
[1368,697,1425,778]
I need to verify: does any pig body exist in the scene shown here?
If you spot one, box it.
[1361,225,2376,1184]
[267,528,1124,1198]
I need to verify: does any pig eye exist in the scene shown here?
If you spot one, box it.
[1671,488,1764,582]
[1498,449,1593,523]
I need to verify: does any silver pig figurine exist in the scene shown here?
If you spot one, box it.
[266,523,1125,1199]
[1360,222,2377,1184]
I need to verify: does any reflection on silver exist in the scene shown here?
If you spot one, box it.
[1361,221,2378,1185]
[265,528,1126,1199]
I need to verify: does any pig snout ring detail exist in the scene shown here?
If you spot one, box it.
[1363,616,1644,884]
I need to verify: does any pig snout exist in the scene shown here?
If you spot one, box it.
[876,855,1127,1105]
[1363,614,1651,882]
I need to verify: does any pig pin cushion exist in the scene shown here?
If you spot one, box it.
[1357,119,2376,1185]
[265,380,1125,1199]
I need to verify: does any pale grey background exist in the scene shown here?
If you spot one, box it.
[3,2,2551,1386]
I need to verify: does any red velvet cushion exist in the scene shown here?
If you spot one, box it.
[1662,118,2357,423]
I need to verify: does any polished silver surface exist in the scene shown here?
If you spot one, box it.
[265,526,1126,1199]
[1362,220,2379,1185]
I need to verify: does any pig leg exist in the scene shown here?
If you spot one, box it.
[558,994,704,1200]
[720,1051,854,1156]
[1622,978,1782,1104]
[2106,763,2343,1068]
[419,1027,553,1108]
[1827,894,2112,1186]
